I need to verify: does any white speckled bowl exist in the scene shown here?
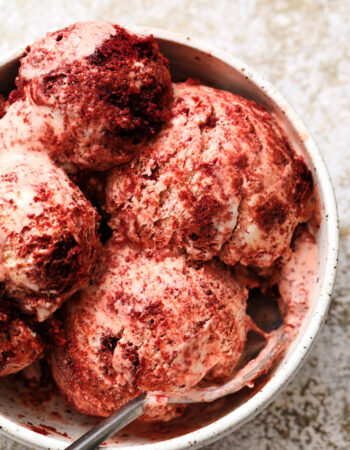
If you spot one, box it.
[0,28,338,450]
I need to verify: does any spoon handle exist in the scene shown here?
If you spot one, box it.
[66,393,147,450]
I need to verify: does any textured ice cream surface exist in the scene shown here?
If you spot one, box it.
[105,81,316,266]
[0,299,44,376]
[278,227,318,341]
[50,237,248,419]
[3,21,172,171]
[0,148,99,321]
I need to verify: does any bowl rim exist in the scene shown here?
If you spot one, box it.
[0,27,339,450]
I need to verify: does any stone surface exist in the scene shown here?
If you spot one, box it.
[0,0,349,448]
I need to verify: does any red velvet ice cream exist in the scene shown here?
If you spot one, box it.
[105,81,316,266]
[50,237,248,419]
[3,22,172,171]
[0,148,99,321]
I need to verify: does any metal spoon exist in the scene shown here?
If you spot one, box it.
[66,327,285,450]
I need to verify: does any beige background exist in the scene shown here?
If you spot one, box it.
[0,0,349,449]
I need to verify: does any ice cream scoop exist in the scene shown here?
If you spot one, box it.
[0,148,99,321]
[105,81,316,266]
[50,237,250,420]
[1,22,172,171]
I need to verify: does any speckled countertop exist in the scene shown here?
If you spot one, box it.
[0,1,349,449]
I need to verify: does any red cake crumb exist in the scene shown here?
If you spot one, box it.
[0,94,7,118]
[0,300,44,376]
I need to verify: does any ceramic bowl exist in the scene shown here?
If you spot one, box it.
[0,27,339,449]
